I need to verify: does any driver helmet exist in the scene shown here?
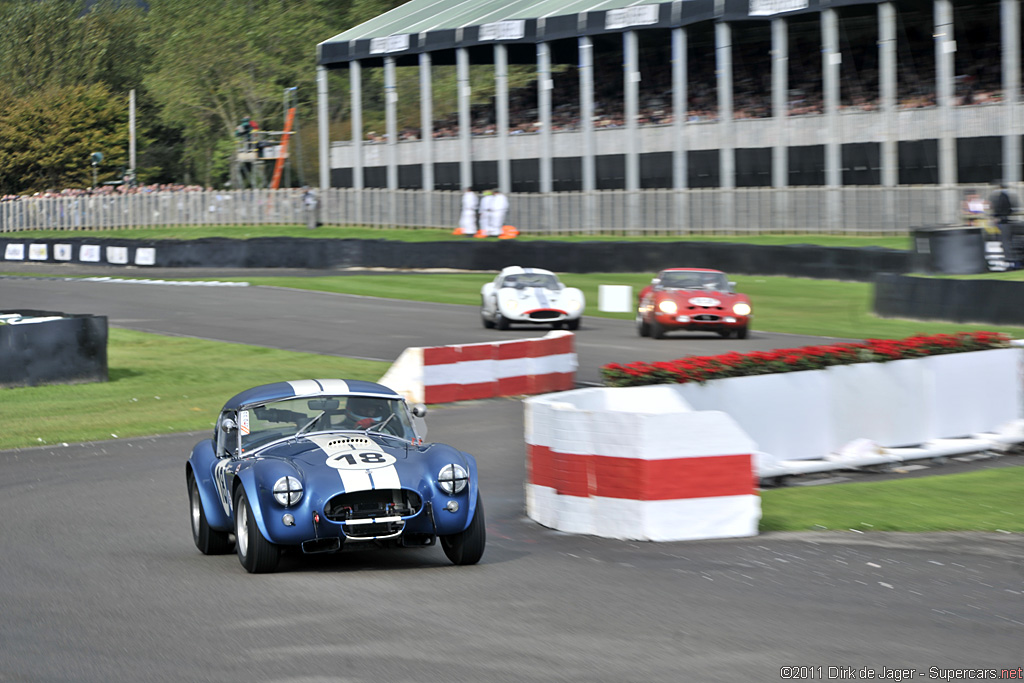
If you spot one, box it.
[346,397,386,424]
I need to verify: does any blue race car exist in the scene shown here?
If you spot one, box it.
[186,379,485,573]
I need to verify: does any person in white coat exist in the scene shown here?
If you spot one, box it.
[477,190,495,237]
[458,187,479,236]
[488,190,509,236]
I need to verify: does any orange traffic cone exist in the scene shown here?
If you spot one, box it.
[499,225,519,239]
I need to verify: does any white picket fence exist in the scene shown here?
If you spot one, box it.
[0,184,989,235]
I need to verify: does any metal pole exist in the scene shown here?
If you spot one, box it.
[317,65,330,191]
[129,89,136,184]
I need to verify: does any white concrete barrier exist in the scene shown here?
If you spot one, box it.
[598,285,633,313]
[379,330,577,404]
[524,386,761,542]
[669,346,1024,465]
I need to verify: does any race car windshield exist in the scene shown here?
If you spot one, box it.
[504,273,559,289]
[238,396,415,452]
[660,271,728,291]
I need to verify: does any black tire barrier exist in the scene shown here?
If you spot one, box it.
[874,273,1024,326]
[1,236,915,282]
[0,310,108,388]
[910,226,989,275]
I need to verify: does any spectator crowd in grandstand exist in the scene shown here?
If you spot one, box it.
[357,8,1002,143]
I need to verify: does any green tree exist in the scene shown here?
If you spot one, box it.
[144,0,351,187]
[0,0,150,97]
[0,82,128,193]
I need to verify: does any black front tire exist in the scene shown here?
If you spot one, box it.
[637,312,650,337]
[189,472,233,555]
[651,318,666,339]
[440,493,486,566]
[736,326,749,339]
[566,318,580,331]
[495,313,510,331]
[234,487,280,574]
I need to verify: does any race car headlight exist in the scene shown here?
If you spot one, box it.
[657,300,678,315]
[565,294,582,310]
[273,476,303,507]
[437,464,469,495]
[504,299,518,312]
[733,302,752,316]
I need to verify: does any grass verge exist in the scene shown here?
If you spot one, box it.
[760,467,1024,532]
[0,328,388,451]
[2,224,914,250]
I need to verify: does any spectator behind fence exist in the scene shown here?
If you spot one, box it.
[988,180,1019,263]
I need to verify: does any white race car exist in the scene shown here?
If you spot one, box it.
[480,266,584,330]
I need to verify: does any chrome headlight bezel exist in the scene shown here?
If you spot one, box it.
[273,476,303,507]
[437,464,469,495]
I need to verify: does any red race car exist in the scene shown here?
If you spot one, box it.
[636,268,752,339]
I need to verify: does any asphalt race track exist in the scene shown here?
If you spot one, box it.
[0,268,843,385]
[1,269,1023,682]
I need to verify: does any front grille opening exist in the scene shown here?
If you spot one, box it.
[323,489,423,522]
[693,314,721,322]
[528,310,561,320]
[343,520,405,539]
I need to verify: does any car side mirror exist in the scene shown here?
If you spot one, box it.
[411,403,427,418]
[728,281,736,293]
[221,418,237,432]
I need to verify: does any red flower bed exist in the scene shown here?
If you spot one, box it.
[601,332,1013,388]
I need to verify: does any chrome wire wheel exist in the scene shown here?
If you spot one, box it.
[190,481,202,537]
[235,501,249,559]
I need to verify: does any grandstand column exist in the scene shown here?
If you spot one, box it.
[579,36,597,230]
[317,65,330,193]
[385,56,398,226]
[351,60,364,224]
[495,43,510,195]
[419,52,434,222]
[879,2,898,231]
[457,47,473,191]
[1002,0,1021,185]
[672,27,689,229]
[624,30,640,232]
[934,0,958,223]
[715,21,736,230]
[538,41,554,232]
[771,17,788,232]
[537,42,553,196]
[822,9,841,231]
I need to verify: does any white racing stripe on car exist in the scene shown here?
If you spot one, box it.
[287,380,322,396]
[307,434,401,492]
[369,465,401,490]
[313,379,350,394]
[337,469,373,492]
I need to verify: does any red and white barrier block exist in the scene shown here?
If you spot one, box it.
[524,385,760,542]
[379,331,576,404]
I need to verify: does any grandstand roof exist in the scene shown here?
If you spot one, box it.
[317,0,875,67]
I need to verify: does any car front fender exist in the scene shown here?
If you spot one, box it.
[187,440,232,531]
